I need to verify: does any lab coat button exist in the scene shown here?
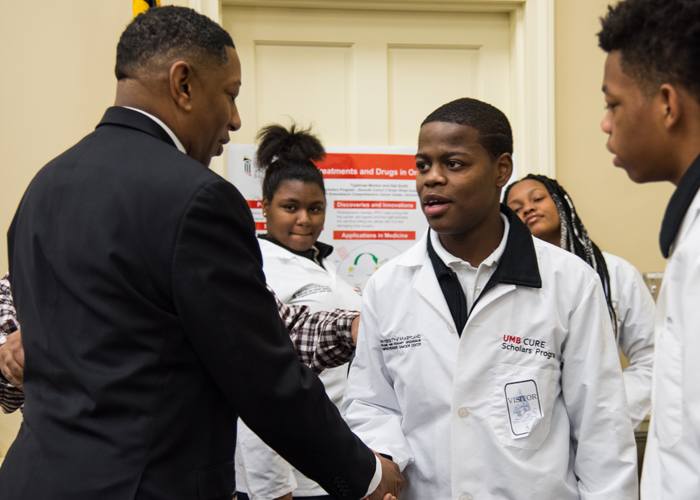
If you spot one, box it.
[459,494,471,500]
[458,407,469,419]
[447,324,455,333]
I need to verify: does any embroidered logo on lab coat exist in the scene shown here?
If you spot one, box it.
[291,284,333,300]
[380,334,422,351]
[505,380,542,438]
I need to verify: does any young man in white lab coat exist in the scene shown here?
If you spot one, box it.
[341,98,639,499]
[598,1,700,497]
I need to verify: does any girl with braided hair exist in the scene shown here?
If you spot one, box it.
[505,174,655,430]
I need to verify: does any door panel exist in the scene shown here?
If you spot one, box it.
[223,6,511,147]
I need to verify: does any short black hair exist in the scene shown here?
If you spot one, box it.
[421,98,513,160]
[115,6,235,80]
[598,0,700,101]
[256,124,326,201]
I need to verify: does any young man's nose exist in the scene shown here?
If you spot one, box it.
[600,109,612,134]
[423,164,446,185]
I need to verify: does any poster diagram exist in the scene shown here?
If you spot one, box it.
[333,242,403,291]
[228,145,427,292]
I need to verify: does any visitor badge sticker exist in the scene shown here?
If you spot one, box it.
[505,380,542,438]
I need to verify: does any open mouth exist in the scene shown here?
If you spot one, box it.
[423,195,452,216]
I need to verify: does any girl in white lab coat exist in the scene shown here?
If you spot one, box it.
[505,174,655,429]
[235,124,362,500]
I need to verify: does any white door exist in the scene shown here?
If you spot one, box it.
[223,6,512,149]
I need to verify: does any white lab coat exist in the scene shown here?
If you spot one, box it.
[641,189,700,499]
[604,251,655,429]
[342,226,638,500]
[236,238,362,499]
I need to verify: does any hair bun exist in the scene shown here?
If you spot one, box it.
[255,123,325,170]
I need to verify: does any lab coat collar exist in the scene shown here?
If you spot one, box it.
[258,234,333,268]
[400,205,541,332]
[396,205,542,290]
[490,204,542,289]
[659,152,700,258]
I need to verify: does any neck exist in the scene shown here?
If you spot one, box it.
[114,79,179,134]
[542,231,561,248]
[669,96,700,185]
[670,142,700,186]
[437,209,504,267]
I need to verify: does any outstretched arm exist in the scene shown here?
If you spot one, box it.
[273,287,359,374]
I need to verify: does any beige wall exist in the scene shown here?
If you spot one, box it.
[554,0,674,273]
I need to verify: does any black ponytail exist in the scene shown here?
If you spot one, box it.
[256,123,326,201]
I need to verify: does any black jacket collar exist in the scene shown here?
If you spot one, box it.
[426,204,541,335]
[659,153,700,258]
[96,107,177,149]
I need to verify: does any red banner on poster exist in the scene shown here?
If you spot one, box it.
[333,231,415,240]
[315,154,417,180]
[334,200,416,210]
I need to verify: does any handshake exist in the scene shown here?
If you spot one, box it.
[367,453,404,500]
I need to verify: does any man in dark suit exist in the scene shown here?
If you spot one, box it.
[0,7,402,500]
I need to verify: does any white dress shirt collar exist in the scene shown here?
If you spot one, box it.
[123,107,187,155]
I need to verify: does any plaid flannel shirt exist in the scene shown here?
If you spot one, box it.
[1,271,24,413]
[272,286,359,374]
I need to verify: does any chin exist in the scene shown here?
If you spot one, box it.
[620,164,658,184]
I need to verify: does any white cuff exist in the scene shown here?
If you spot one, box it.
[363,455,383,498]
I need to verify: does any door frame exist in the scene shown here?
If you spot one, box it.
[190,0,555,179]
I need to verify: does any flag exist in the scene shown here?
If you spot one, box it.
[133,0,161,18]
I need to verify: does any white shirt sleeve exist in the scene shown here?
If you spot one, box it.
[605,253,655,430]
[341,277,415,471]
[561,276,639,498]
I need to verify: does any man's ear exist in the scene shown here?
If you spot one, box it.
[494,153,514,188]
[658,83,683,131]
[169,61,194,112]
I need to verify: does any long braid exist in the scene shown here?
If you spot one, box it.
[504,175,619,339]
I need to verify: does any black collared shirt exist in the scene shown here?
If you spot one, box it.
[660,153,700,258]
[427,205,542,335]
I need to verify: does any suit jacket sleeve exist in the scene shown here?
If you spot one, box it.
[171,178,376,500]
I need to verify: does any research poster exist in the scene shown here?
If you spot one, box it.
[227,145,427,292]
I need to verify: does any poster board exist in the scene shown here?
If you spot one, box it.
[227,145,427,292]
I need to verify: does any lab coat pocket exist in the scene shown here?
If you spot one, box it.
[654,327,683,447]
[489,364,559,450]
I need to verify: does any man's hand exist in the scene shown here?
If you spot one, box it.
[0,329,24,389]
[366,453,403,500]
[351,316,360,345]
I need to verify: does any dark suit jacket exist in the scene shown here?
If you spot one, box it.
[0,107,376,500]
